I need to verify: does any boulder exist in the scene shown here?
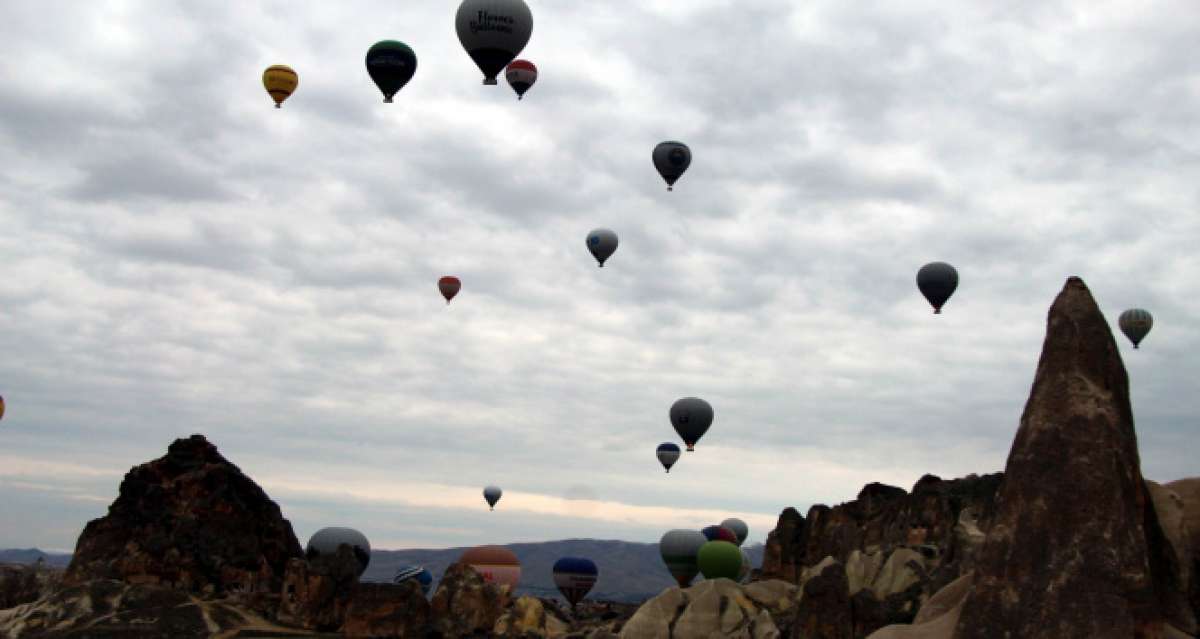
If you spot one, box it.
[954,277,1191,638]
[845,549,884,596]
[870,548,926,599]
[619,578,781,639]
[430,561,510,636]
[1165,477,1200,623]
[865,572,972,639]
[493,595,570,637]
[64,434,303,596]
[342,580,433,638]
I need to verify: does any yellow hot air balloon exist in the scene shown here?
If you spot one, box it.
[263,65,298,108]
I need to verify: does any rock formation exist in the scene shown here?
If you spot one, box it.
[953,277,1191,638]
[430,560,512,636]
[0,562,61,610]
[342,580,433,638]
[64,434,303,596]
[761,473,1001,590]
[619,578,792,638]
[277,545,362,631]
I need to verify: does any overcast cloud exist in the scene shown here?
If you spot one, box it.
[1,0,1198,553]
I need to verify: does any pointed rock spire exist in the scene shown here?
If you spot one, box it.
[953,277,1192,638]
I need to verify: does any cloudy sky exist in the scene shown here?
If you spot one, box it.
[1,0,1198,554]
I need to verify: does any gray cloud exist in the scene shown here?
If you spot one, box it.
[1,0,1198,553]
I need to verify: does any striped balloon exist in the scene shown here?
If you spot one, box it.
[552,557,598,606]
[1118,308,1153,349]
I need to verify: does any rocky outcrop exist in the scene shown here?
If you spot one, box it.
[761,474,1002,591]
[0,579,315,638]
[276,546,362,631]
[786,562,851,639]
[620,578,789,638]
[430,560,511,636]
[1165,478,1200,624]
[342,580,433,638]
[952,277,1191,639]
[0,563,61,610]
[64,434,303,596]
[864,573,972,639]
[493,595,570,637]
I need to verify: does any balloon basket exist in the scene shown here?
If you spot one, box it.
[484,78,498,85]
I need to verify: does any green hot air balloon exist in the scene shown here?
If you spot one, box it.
[366,40,417,103]
[1118,308,1153,349]
[697,540,743,581]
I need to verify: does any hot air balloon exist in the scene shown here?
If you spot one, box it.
[1118,308,1153,349]
[697,541,742,581]
[483,485,502,510]
[306,527,371,577]
[653,141,691,191]
[0,395,5,421]
[552,557,598,607]
[701,525,738,544]
[394,565,434,595]
[455,0,533,85]
[586,229,618,267]
[366,40,417,103]
[917,262,958,314]
[439,276,462,304]
[660,529,707,587]
[461,545,521,589]
[670,397,713,452]
[720,518,748,546]
[656,443,681,473]
[505,60,537,99]
[738,548,753,583]
[263,65,298,108]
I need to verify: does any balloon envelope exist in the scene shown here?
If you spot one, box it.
[262,65,298,108]
[394,565,434,595]
[653,141,691,190]
[439,276,462,304]
[656,443,681,473]
[552,557,598,606]
[505,59,537,99]
[586,228,618,267]
[456,0,533,85]
[720,518,749,546]
[0,395,5,421]
[483,485,502,510]
[916,262,958,313]
[669,397,713,451]
[461,545,521,589]
[697,541,742,581]
[306,527,371,577]
[366,40,417,103]
[660,529,706,588]
[701,525,738,544]
[1118,308,1153,349]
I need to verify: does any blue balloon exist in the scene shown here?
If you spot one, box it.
[553,556,599,606]
[394,565,434,595]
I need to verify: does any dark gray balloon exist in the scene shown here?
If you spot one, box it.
[916,262,958,314]
[659,529,707,587]
[669,397,713,451]
[1118,308,1153,349]
[484,485,502,510]
[653,141,691,191]
[586,228,618,267]
[306,527,371,577]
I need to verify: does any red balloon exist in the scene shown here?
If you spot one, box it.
[439,276,461,304]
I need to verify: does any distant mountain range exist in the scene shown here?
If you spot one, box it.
[2,539,764,604]
[0,549,72,568]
